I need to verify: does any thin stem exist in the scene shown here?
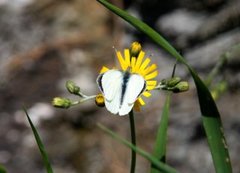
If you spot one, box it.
[171,61,178,78]
[71,95,97,106]
[152,85,165,91]
[129,110,136,173]
[205,52,229,87]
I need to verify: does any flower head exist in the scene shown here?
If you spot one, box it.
[98,43,158,112]
[95,93,105,107]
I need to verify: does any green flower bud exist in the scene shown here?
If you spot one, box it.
[52,97,72,109]
[66,80,80,95]
[130,41,142,57]
[166,77,181,87]
[172,81,189,93]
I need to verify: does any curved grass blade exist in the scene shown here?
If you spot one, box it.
[23,108,54,173]
[97,123,178,173]
[0,165,7,173]
[96,1,232,172]
[151,93,171,173]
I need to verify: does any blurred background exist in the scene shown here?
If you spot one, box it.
[0,0,240,172]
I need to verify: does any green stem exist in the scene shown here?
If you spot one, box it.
[129,110,136,173]
[205,52,229,87]
[71,95,97,106]
[205,43,240,87]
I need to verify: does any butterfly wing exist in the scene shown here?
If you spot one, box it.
[97,70,146,116]
[97,69,123,114]
[118,74,146,116]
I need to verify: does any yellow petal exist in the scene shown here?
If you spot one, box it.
[146,80,157,86]
[142,64,157,76]
[147,85,156,90]
[138,97,145,106]
[117,51,128,70]
[139,58,151,71]
[134,51,145,72]
[100,66,109,74]
[145,70,158,80]
[124,49,131,67]
[130,57,137,73]
[143,91,151,97]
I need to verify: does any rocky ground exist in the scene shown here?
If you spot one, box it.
[0,0,240,173]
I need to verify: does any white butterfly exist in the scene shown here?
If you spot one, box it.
[97,69,146,116]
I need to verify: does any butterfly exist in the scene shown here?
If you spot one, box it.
[97,69,146,116]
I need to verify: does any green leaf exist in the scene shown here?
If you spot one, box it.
[96,1,232,172]
[23,108,54,173]
[97,123,178,173]
[0,165,7,173]
[151,93,171,173]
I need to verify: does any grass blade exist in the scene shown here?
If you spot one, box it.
[97,123,178,173]
[96,1,232,172]
[23,108,54,173]
[0,165,7,173]
[151,93,171,173]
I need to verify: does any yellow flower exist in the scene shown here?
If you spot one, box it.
[99,48,158,111]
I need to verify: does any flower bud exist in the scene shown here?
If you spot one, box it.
[130,41,142,57]
[52,97,72,109]
[95,94,105,107]
[166,77,181,87]
[172,81,189,93]
[66,80,80,95]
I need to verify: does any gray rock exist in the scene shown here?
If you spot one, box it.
[185,29,240,70]
[193,0,240,40]
[157,9,205,36]
[156,9,206,48]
